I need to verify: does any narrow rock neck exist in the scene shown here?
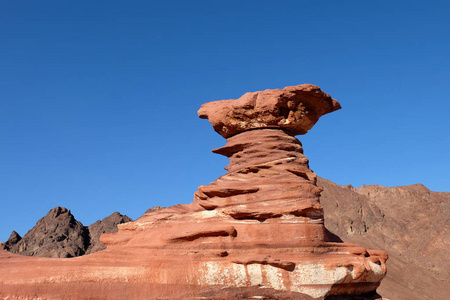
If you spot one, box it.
[212,128,309,175]
[195,128,323,219]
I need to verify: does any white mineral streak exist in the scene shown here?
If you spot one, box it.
[198,261,384,299]
[200,262,232,285]
[289,263,347,297]
[247,264,263,286]
[366,261,385,279]
[232,263,248,287]
[264,264,285,290]
[200,210,222,219]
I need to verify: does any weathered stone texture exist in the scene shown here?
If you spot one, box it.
[198,84,341,138]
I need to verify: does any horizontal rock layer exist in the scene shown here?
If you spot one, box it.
[0,129,386,299]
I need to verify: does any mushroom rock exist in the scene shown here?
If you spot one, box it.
[198,84,341,138]
[0,84,387,299]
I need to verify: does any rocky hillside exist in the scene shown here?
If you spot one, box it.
[2,207,132,258]
[86,211,133,254]
[317,178,450,300]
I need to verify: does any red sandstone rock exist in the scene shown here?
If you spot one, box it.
[0,85,387,299]
[198,84,341,138]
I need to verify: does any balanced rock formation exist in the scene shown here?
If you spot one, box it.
[3,207,132,258]
[0,84,387,299]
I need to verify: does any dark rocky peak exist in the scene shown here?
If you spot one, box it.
[3,231,22,250]
[48,206,70,218]
[7,207,88,258]
[86,212,133,254]
[4,207,134,258]
[7,231,22,244]
[102,211,132,224]
[41,206,78,228]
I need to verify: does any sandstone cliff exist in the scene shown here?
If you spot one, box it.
[318,178,450,300]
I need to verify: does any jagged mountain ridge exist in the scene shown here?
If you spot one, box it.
[2,206,132,258]
[317,177,450,300]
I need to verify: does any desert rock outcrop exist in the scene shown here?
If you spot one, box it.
[6,206,88,258]
[318,178,450,300]
[0,84,387,299]
[86,211,132,254]
[1,231,22,251]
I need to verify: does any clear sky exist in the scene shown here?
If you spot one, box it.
[1,1,449,241]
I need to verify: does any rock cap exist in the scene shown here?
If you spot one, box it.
[198,84,341,138]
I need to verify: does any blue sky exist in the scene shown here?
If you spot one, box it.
[1,1,449,241]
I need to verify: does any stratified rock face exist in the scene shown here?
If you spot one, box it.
[7,207,88,258]
[195,129,322,219]
[100,85,386,298]
[0,84,387,299]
